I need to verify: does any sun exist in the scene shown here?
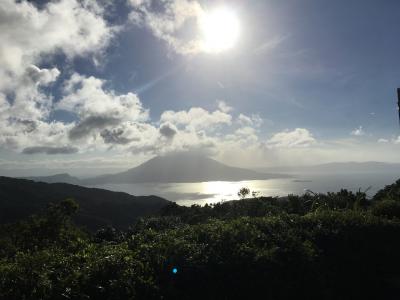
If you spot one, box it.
[199,7,240,53]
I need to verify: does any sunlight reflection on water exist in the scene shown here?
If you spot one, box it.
[93,171,399,206]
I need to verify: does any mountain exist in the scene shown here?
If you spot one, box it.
[21,173,81,184]
[83,153,287,185]
[257,161,400,173]
[0,176,169,230]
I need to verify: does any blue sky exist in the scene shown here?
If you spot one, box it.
[0,0,400,176]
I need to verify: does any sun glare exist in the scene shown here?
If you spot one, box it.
[199,7,240,53]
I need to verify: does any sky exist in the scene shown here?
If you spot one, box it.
[0,0,400,176]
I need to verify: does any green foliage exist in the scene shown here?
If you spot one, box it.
[238,187,250,199]
[373,179,400,202]
[0,199,86,258]
[1,180,400,299]
[237,187,250,199]
[372,199,400,219]
[371,179,400,219]
[158,188,371,223]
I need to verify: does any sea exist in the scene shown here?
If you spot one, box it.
[94,171,399,206]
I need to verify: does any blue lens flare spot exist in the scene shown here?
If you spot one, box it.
[172,267,178,274]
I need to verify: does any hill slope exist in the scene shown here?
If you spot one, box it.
[0,177,169,230]
[21,173,81,184]
[83,153,287,184]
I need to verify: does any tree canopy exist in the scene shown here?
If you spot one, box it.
[1,180,400,299]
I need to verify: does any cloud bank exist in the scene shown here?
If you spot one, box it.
[266,128,316,148]
[0,0,114,153]
[0,0,398,172]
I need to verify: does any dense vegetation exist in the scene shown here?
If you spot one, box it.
[1,179,400,299]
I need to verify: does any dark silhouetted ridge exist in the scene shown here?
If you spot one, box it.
[0,176,169,230]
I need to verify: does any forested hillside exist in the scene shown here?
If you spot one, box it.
[0,177,169,230]
[1,180,400,299]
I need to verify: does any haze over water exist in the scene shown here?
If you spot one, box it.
[94,170,399,206]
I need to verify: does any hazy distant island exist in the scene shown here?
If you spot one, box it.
[258,161,400,174]
[292,179,313,183]
[23,153,290,185]
[22,173,81,185]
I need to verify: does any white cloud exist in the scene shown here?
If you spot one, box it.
[52,73,231,156]
[0,0,115,153]
[6,65,60,122]
[377,136,400,145]
[217,100,233,113]
[160,107,232,131]
[25,65,61,86]
[0,64,70,152]
[393,136,400,145]
[0,0,113,78]
[59,73,148,123]
[266,128,316,148]
[0,118,73,153]
[56,73,157,152]
[230,126,259,145]
[237,113,263,127]
[128,0,205,55]
[1,0,398,169]
[350,126,365,136]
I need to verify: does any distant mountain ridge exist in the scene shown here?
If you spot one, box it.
[21,153,288,185]
[21,173,81,185]
[258,161,400,173]
[82,153,287,185]
[0,176,169,230]
[19,159,399,186]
